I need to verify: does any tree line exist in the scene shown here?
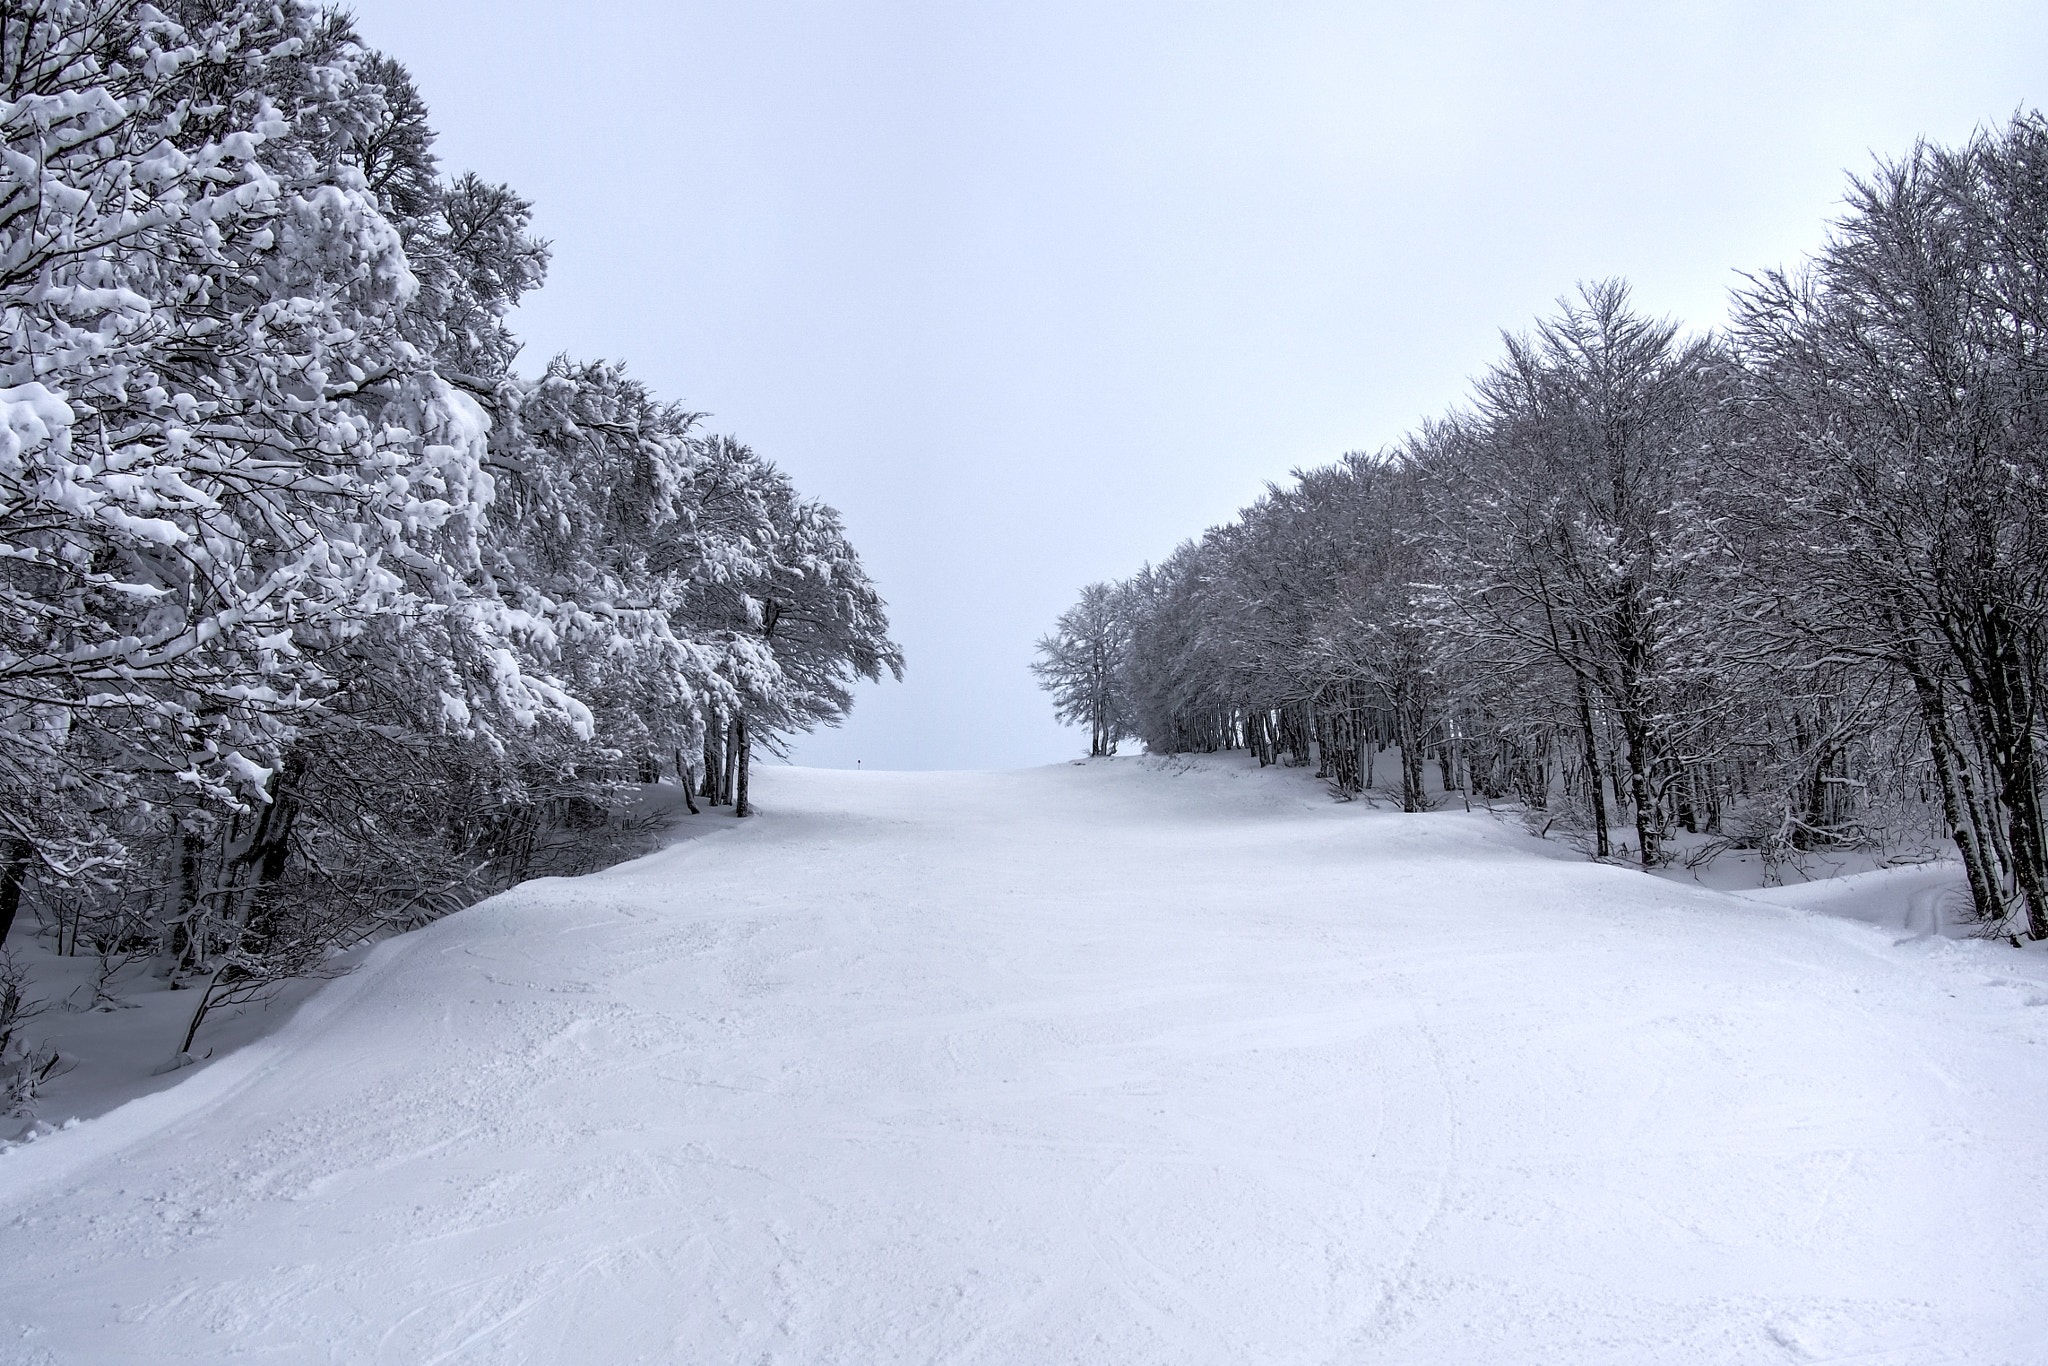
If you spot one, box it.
[1036,112,2048,940]
[0,0,900,1070]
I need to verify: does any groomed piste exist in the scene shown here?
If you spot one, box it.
[5,756,2047,1364]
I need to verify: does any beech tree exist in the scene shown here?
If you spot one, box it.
[0,1,562,944]
[1031,583,1130,756]
[1043,114,2048,936]
[1734,112,2048,935]
[1420,282,1737,866]
[709,437,904,815]
[0,2,902,1070]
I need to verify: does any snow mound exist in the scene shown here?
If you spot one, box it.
[1745,862,1982,940]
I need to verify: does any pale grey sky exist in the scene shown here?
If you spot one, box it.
[345,0,2046,770]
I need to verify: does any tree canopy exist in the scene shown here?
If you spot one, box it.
[0,0,901,1067]
[1038,113,2048,941]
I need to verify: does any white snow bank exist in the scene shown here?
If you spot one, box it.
[0,781,722,1143]
[1744,861,1983,940]
[0,933,412,1198]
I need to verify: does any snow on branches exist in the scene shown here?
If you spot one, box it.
[1046,113,2048,941]
[0,2,900,1056]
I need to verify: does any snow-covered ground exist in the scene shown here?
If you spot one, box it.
[5,755,2048,1364]
[3,782,708,1141]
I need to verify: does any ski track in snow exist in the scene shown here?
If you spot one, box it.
[5,757,2048,1364]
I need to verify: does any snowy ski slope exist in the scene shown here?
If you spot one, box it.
[4,756,2048,1364]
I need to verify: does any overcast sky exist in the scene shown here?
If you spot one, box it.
[345,0,2046,771]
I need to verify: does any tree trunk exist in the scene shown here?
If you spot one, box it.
[1619,711,1661,869]
[1974,621,2048,939]
[0,837,29,947]
[1574,674,1611,857]
[1909,667,2004,927]
[676,749,700,815]
[721,716,739,806]
[1396,702,1427,813]
[702,721,723,805]
[172,827,204,968]
[734,715,752,818]
[1899,601,2028,931]
[232,759,300,954]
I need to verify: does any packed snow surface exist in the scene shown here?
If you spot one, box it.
[6,757,2048,1364]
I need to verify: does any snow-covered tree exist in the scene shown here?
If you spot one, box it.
[1045,115,2048,916]
[1418,282,1738,866]
[1031,583,1130,756]
[685,435,902,816]
[0,1,569,937]
[0,4,902,1060]
[1733,112,2048,934]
